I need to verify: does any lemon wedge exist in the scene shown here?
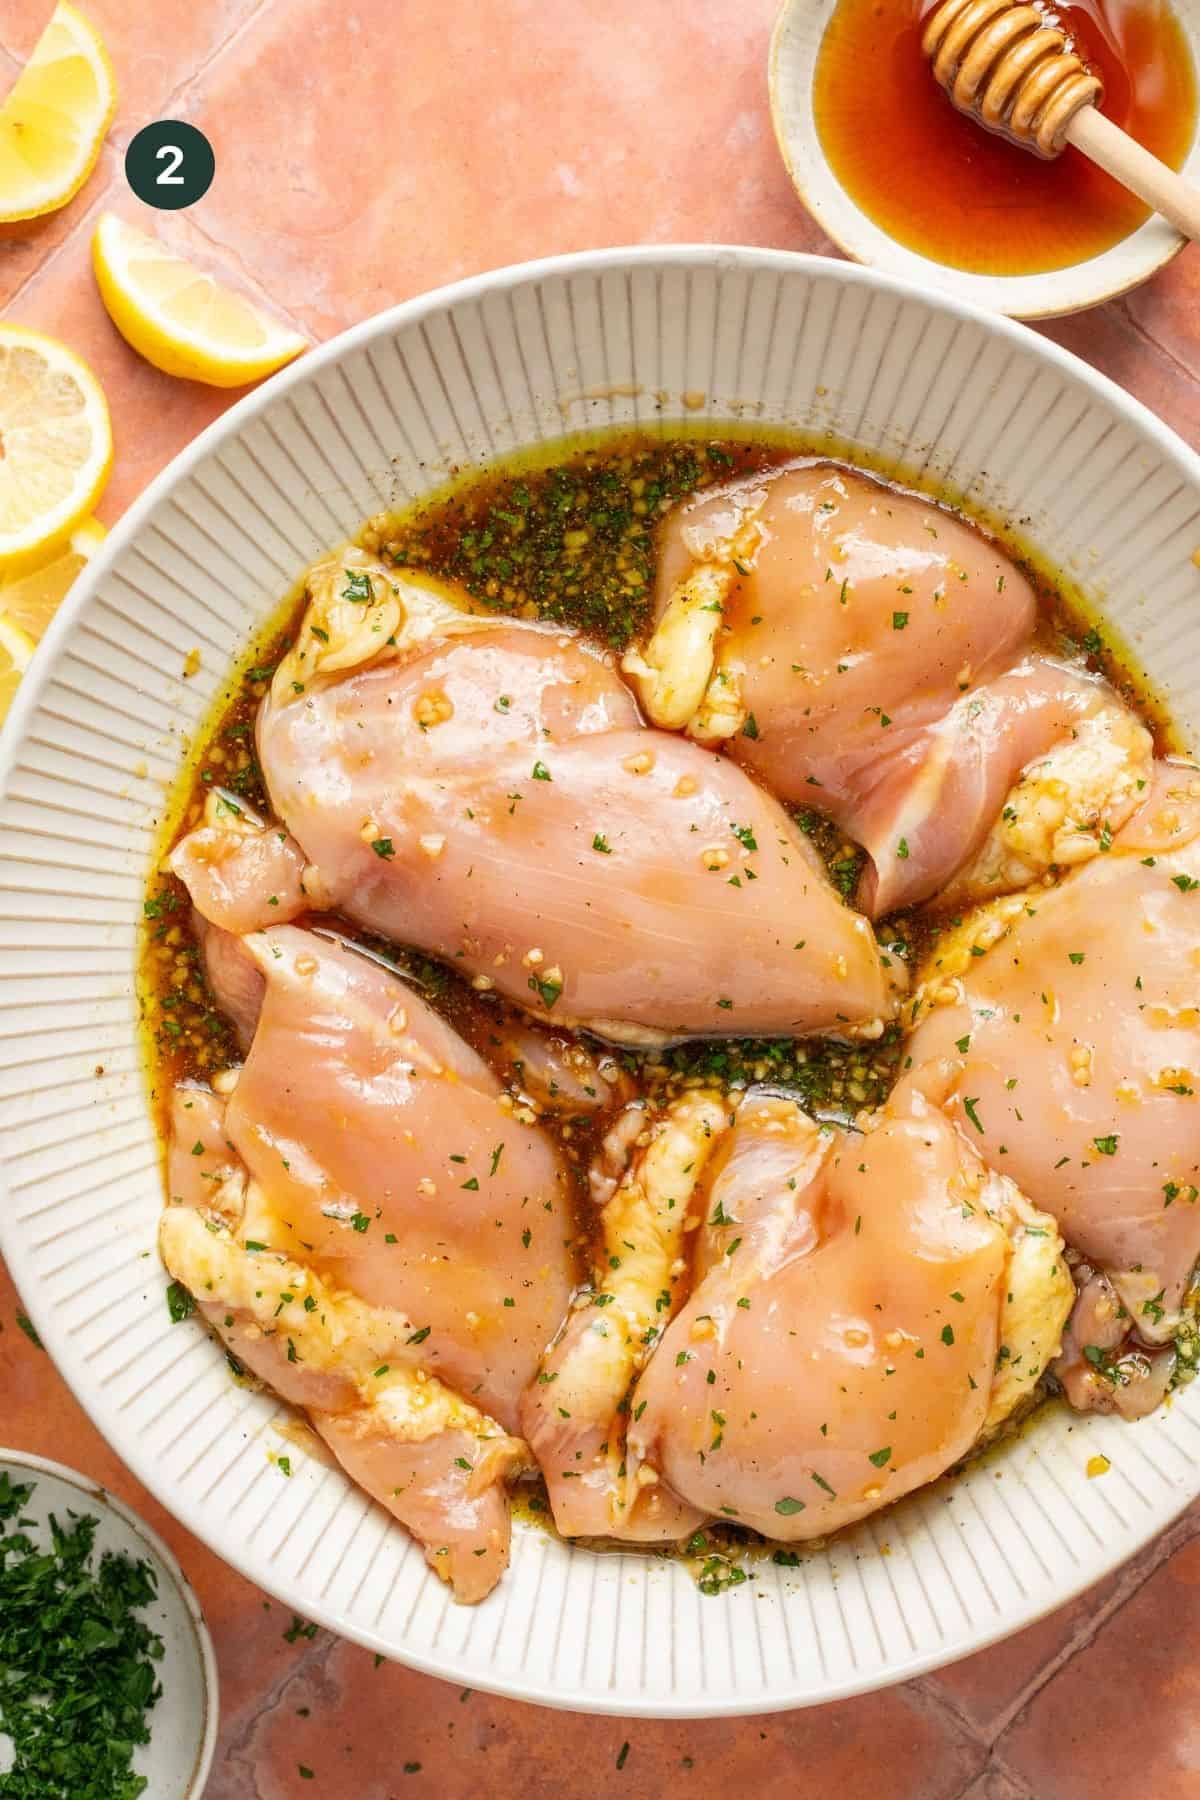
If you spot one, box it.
[0,3,117,223]
[93,213,309,388]
[0,327,113,575]
[0,516,105,642]
[0,615,36,730]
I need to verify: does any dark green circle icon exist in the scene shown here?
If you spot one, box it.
[124,120,215,210]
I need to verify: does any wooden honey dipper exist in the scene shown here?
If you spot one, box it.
[923,0,1200,238]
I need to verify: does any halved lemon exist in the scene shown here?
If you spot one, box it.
[93,213,309,389]
[0,326,113,574]
[0,615,35,730]
[0,515,105,641]
[0,3,117,223]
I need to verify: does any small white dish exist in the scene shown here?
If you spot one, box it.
[769,0,1200,319]
[0,1452,217,1798]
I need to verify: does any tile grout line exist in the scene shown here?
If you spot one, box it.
[983,1747,1045,1799]
[1113,295,1200,390]
[216,1623,335,1795]
[992,1502,1200,1743]
[903,1659,993,1757]
[915,1498,1200,1755]
[144,0,275,134]
[899,1675,1033,1799]
[3,0,281,329]
[0,153,119,316]
[945,1754,1038,1800]
[180,212,317,340]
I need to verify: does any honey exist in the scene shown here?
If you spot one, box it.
[813,0,1197,274]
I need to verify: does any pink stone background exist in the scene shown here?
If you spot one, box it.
[3,0,1200,1793]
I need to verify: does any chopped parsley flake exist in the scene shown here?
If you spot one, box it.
[0,1476,165,1797]
[166,1281,195,1324]
[341,569,373,603]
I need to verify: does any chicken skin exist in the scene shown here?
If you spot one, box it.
[628,462,1149,915]
[243,552,895,1043]
[626,1069,1071,1540]
[907,762,1200,1372]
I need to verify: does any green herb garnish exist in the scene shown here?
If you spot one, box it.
[0,1477,164,1798]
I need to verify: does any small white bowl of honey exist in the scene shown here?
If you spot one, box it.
[769,0,1200,318]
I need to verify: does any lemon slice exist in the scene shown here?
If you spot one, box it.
[93,213,309,389]
[0,3,117,223]
[0,615,35,730]
[0,516,105,642]
[0,327,113,575]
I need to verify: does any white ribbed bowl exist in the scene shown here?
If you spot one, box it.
[2,248,1200,1718]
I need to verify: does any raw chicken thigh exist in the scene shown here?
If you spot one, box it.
[167,789,312,933]
[159,923,581,1601]
[214,923,575,1430]
[841,658,1151,915]
[163,1080,524,1604]
[634,461,1034,749]
[628,463,1150,914]
[907,762,1200,1403]
[242,552,895,1042]
[527,1067,1069,1543]
[192,913,263,1052]
[521,1089,729,1541]
[490,1021,635,1118]
[626,1068,1071,1538]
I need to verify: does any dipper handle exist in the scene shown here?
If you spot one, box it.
[1066,103,1200,241]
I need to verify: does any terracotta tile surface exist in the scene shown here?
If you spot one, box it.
[0,0,264,143]
[2,0,1199,1794]
[923,1566,1125,1736]
[1000,1532,1200,1797]
[161,0,818,343]
[207,1634,988,1800]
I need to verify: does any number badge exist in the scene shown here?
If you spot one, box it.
[125,120,215,210]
